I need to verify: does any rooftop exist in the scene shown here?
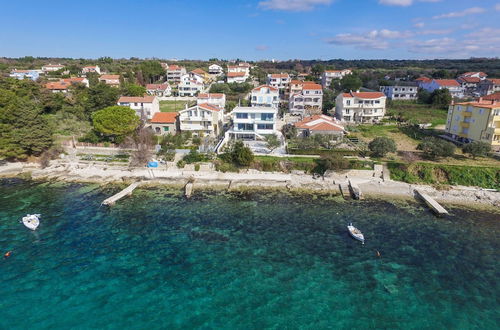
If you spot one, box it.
[151,112,178,123]
[118,95,156,103]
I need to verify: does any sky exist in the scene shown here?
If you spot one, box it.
[0,0,499,60]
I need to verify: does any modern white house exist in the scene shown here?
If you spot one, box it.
[334,91,387,123]
[227,72,247,84]
[321,69,352,88]
[146,83,172,97]
[266,73,290,90]
[99,74,120,87]
[41,64,65,73]
[227,106,277,140]
[209,64,223,75]
[166,65,187,83]
[197,93,226,109]
[82,65,101,75]
[251,85,279,108]
[117,95,160,121]
[178,103,224,137]
[178,74,204,96]
[227,63,250,76]
[289,82,323,116]
[379,83,418,100]
[9,69,40,81]
[420,79,465,98]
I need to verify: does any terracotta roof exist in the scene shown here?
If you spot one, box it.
[415,77,431,82]
[198,93,225,99]
[252,85,278,92]
[11,69,35,73]
[198,103,221,112]
[458,77,480,83]
[324,70,342,73]
[435,79,460,87]
[118,95,156,103]
[481,92,500,102]
[461,72,487,77]
[100,74,120,80]
[191,68,207,75]
[146,83,169,90]
[168,65,182,71]
[487,78,500,85]
[45,82,70,90]
[270,73,289,78]
[227,72,247,77]
[302,83,322,90]
[151,112,178,123]
[342,92,385,99]
[62,77,86,84]
[83,66,98,69]
[455,101,499,109]
[294,115,344,132]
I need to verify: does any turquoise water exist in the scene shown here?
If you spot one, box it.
[0,179,498,329]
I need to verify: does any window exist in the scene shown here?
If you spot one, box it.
[261,113,274,121]
[346,100,351,105]
[236,113,248,119]
[479,108,485,115]
[163,126,169,131]
[375,100,380,104]
[257,124,273,130]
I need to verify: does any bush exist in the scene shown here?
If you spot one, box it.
[177,160,186,168]
[183,150,206,164]
[194,164,200,171]
[418,137,455,159]
[215,161,239,173]
[314,154,350,174]
[462,141,491,159]
[368,137,397,157]
[231,141,254,166]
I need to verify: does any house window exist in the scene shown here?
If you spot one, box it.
[257,124,273,130]
[163,127,169,131]
[346,100,351,105]
[236,113,248,119]
[479,108,485,115]
[261,113,274,121]
[155,127,160,133]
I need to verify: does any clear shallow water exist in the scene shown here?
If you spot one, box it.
[0,179,498,329]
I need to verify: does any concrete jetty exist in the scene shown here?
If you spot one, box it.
[339,183,351,199]
[415,189,449,216]
[349,180,362,200]
[102,182,140,206]
[185,182,193,198]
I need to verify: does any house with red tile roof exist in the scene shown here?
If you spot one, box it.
[45,81,72,93]
[251,85,279,108]
[266,73,290,90]
[82,65,101,75]
[117,95,159,120]
[420,79,465,98]
[178,103,224,137]
[166,65,186,83]
[146,83,171,97]
[99,74,121,87]
[478,78,500,96]
[150,112,179,135]
[197,93,226,109]
[335,91,386,123]
[62,77,89,87]
[481,92,500,102]
[321,69,352,88]
[289,81,323,116]
[294,115,345,140]
[227,71,248,84]
[178,74,204,96]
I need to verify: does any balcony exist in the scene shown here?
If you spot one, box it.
[460,122,470,128]
[462,111,472,117]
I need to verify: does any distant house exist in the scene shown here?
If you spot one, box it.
[45,81,71,93]
[294,115,345,140]
[266,73,290,90]
[335,91,386,123]
[146,83,171,97]
[166,65,187,83]
[179,103,224,137]
[228,106,277,140]
[150,112,178,136]
[208,64,223,75]
[190,69,210,83]
[289,82,323,116]
[9,69,39,81]
[227,63,250,75]
[227,72,247,84]
[420,79,465,98]
[482,92,500,102]
[459,72,487,80]
[117,95,160,120]
[251,85,279,108]
[379,83,418,100]
[321,69,352,88]
[178,74,204,96]
[99,74,120,87]
[457,76,481,94]
[62,77,89,87]
[478,79,500,96]
[82,65,101,75]
[41,64,65,73]
[197,93,226,109]
[415,76,432,88]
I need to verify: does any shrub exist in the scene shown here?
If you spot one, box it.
[418,137,455,159]
[462,141,491,159]
[231,141,254,166]
[314,154,350,174]
[177,160,186,168]
[194,164,200,171]
[183,150,205,164]
[368,137,397,157]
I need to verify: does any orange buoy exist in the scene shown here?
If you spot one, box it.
[4,251,12,258]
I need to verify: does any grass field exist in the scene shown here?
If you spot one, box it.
[386,101,448,127]
[160,100,194,112]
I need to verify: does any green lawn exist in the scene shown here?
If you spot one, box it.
[160,100,194,112]
[386,101,448,127]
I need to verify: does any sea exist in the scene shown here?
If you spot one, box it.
[0,179,498,329]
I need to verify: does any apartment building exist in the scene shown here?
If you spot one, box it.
[166,65,187,83]
[227,72,247,84]
[250,85,279,108]
[321,69,352,88]
[228,106,277,140]
[379,83,418,100]
[445,100,500,151]
[117,95,160,120]
[178,103,224,137]
[266,73,290,90]
[334,91,386,123]
[197,93,226,109]
[208,64,223,75]
[289,82,323,116]
[178,74,204,96]
[478,79,500,96]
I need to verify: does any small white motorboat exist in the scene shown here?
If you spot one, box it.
[347,223,364,244]
[22,214,40,230]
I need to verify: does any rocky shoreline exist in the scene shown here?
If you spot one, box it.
[1,161,499,211]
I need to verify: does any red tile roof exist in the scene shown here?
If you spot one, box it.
[342,92,385,99]
[487,78,500,85]
[294,115,344,132]
[252,85,278,92]
[458,77,480,83]
[118,96,156,103]
[191,68,207,75]
[227,72,247,77]
[415,77,431,82]
[46,82,70,90]
[302,82,322,90]
[461,72,487,77]
[482,92,500,102]
[198,103,221,112]
[435,79,460,87]
[198,93,225,99]
[151,112,178,123]
[456,101,499,109]
[146,83,169,90]
[270,73,289,78]
[62,77,86,84]
[168,65,182,71]
[100,74,120,80]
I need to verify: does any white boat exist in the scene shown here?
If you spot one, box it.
[22,214,40,230]
[347,223,364,244]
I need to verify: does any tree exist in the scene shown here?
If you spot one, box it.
[462,141,491,159]
[123,126,156,167]
[339,74,362,92]
[121,83,146,97]
[92,106,140,140]
[312,64,325,77]
[281,124,297,139]
[368,137,397,157]
[418,137,455,159]
[84,83,120,116]
[430,88,452,109]
[138,61,164,84]
[231,141,254,166]
[417,88,431,104]
[265,134,281,152]
[315,153,349,174]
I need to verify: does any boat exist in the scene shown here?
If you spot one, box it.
[22,214,40,230]
[347,223,364,244]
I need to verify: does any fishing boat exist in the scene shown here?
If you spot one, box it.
[347,223,364,244]
[22,214,40,230]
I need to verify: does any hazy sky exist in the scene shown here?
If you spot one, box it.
[1,0,499,60]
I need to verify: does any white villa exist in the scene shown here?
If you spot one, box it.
[251,85,279,108]
[227,72,247,84]
[178,74,204,96]
[289,82,323,116]
[227,63,250,76]
[321,69,352,88]
[197,93,226,109]
[117,95,160,120]
[266,73,290,90]
[209,64,223,75]
[178,103,224,137]
[420,79,465,98]
[335,91,386,123]
[82,65,101,75]
[379,83,418,100]
[99,74,120,87]
[166,65,187,83]
[228,106,277,140]
[146,83,172,97]
[41,64,64,73]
